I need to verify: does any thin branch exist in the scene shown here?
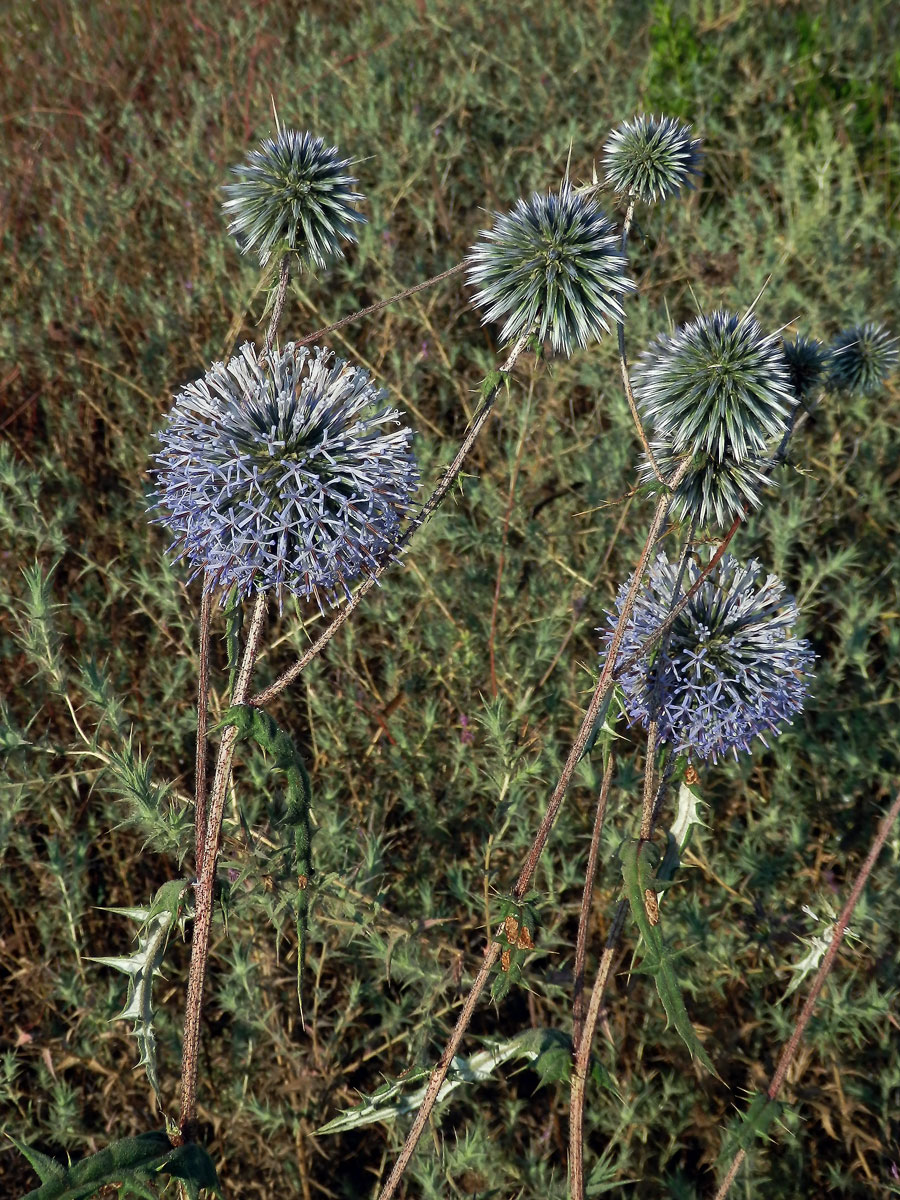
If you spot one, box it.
[713,786,900,1200]
[194,586,212,872]
[250,330,534,708]
[616,200,663,482]
[179,592,267,1139]
[264,254,291,359]
[295,262,467,348]
[572,753,616,1050]
[569,899,628,1200]
[376,459,690,1200]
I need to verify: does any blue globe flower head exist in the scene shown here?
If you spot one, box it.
[632,309,796,464]
[465,183,635,357]
[602,114,703,205]
[827,322,898,395]
[638,438,775,529]
[602,553,814,764]
[222,129,365,269]
[152,342,419,610]
[781,334,829,402]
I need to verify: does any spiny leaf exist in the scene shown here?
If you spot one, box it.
[16,1130,221,1200]
[88,879,189,1104]
[619,838,718,1077]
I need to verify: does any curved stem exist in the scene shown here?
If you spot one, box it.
[617,201,663,482]
[376,458,691,1200]
[713,786,900,1199]
[179,593,267,1138]
[250,330,534,708]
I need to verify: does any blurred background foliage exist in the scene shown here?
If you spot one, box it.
[1,0,899,1196]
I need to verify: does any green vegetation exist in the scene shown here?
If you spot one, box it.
[2,1,899,1196]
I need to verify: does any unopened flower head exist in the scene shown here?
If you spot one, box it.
[640,439,774,528]
[152,343,419,608]
[602,114,703,205]
[466,184,635,357]
[632,309,795,463]
[602,553,814,763]
[827,322,898,395]
[223,129,365,268]
[781,334,828,401]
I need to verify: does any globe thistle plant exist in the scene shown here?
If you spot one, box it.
[602,114,703,205]
[222,129,365,269]
[153,343,419,609]
[827,322,899,395]
[632,309,796,463]
[639,439,775,528]
[781,334,829,402]
[602,554,814,763]
[465,183,635,357]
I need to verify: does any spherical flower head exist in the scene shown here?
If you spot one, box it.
[465,183,635,357]
[152,343,419,609]
[601,554,814,763]
[222,129,365,269]
[781,334,828,401]
[602,114,703,205]
[827,322,898,395]
[632,309,796,463]
[639,439,775,528]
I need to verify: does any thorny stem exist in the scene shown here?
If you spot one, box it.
[179,593,267,1139]
[250,329,535,708]
[572,753,616,1050]
[376,459,691,1200]
[194,587,212,872]
[264,254,291,360]
[617,200,663,483]
[713,785,900,1200]
[569,899,628,1200]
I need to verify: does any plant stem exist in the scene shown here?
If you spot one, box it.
[572,753,616,1050]
[713,785,900,1200]
[194,587,212,872]
[179,592,267,1139]
[295,262,467,348]
[617,200,663,482]
[569,898,628,1200]
[264,254,291,360]
[250,329,534,708]
[376,459,690,1200]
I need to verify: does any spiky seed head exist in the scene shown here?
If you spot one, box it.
[601,554,814,763]
[632,309,796,463]
[222,130,365,269]
[152,343,419,610]
[602,114,703,205]
[827,322,898,395]
[465,183,635,357]
[781,334,828,401]
[639,439,775,528]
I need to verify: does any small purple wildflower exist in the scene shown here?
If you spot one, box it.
[152,342,419,610]
[601,553,814,763]
[459,713,474,745]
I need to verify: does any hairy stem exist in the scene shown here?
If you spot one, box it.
[376,459,690,1200]
[264,254,291,359]
[179,593,267,1138]
[713,786,900,1199]
[250,330,534,708]
[194,587,212,872]
[572,753,616,1050]
[617,200,663,482]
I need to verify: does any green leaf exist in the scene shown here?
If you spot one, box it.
[15,1130,221,1200]
[619,838,718,1077]
[88,879,189,1104]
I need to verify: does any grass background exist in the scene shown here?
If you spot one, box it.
[2,0,900,1196]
